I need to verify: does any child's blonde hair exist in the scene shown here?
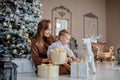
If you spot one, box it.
[58,29,70,39]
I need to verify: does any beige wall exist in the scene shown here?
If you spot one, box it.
[41,0,106,52]
[106,0,120,55]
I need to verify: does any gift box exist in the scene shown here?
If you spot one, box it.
[37,64,59,78]
[50,48,67,64]
[70,60,88,78]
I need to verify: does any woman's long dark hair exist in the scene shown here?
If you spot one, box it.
[33,19,51,47]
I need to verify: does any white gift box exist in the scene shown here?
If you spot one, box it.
[12,59,35,73]
[37,64,59,78]
[70,61,88,78]
[50,48,67,64]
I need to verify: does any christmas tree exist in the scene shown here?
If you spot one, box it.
[0,0,42,58]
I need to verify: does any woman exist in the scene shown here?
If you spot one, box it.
[31,19,70,74]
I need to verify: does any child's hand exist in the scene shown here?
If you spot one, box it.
[72,57,80,62]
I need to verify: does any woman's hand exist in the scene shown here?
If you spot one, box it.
[42,58,52,64]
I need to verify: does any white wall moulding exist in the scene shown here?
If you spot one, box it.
[83,12,98,38]
[51,5,72,36]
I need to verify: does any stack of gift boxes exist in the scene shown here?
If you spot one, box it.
[70,60,88,79]
[37,48,89,79]
[37,48,67,78]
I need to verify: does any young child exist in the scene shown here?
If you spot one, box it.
[47,29,78,63]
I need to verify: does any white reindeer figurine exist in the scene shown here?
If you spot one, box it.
[82,35,101,74]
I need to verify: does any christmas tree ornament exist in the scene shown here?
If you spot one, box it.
[7,41,10,44]
[22,50,25,53]
[22,54,27,58]
[14,1,17,5]
[34,26,37,30]
[32,9,37,14]
[16,9,20,13]
[18,30,23,36]
[23,28,27,32]
[26,39,31,45]
[21,25,25,29]
[32,2,36,6]
[8,24,12,29]
[39,15,42,18]
[23,1,26,5]
[24,33,29,38]
[3,22,8,27]
[6,34,11,40]
[11,44,15,46]
[10,14,14,18]
[13,49,18,54]
[19,30,23,34]
[19,33,22,36]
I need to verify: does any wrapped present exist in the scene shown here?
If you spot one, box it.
[50,48,67,64]
[37,64,59,78]
[70,60,88,78]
